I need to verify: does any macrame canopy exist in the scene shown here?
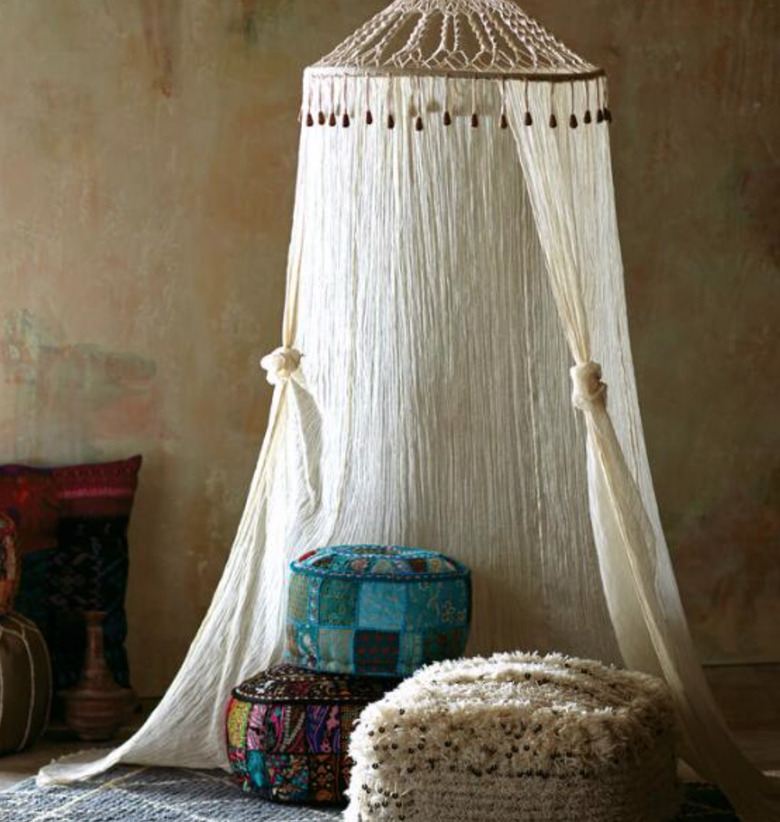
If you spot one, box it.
[39,2,780,820]
[304,0,611,130]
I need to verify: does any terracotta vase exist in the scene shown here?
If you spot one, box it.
[60,611,136,741]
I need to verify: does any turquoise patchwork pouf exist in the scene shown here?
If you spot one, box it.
[286,545,471,677]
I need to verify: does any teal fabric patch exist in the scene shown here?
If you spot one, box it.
[358,582,406,630]
[317,627,354,669]
[399,632,424,672]
[246,750,268,790]
[318,577,358,626]
[407,579,471,628]
[287,573,310,623]
[287,623,318,670]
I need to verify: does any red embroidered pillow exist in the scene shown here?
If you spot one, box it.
[52,455,142,519]
[11,455,142,693]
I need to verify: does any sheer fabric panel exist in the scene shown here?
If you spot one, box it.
[507,79,780,822]
[40,75,621,784]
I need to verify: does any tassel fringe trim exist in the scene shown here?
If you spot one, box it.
[301,74,612,132]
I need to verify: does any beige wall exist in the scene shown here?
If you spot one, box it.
[0,1,776,695]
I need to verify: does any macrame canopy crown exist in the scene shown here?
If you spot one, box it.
[303,0,611,130]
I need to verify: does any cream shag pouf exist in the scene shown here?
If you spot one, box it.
[345,652,679,822]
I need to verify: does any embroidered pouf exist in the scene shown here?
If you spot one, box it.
[286,545,471,677]
[0,613,52,754]
[346,652,680,822]
[225,664,398,804]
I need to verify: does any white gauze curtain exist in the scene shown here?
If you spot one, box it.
[40,73,779,822]
[507,78,780,822]
[40,73,621,784]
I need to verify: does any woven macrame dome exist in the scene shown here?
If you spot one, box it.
[314,0,599,79]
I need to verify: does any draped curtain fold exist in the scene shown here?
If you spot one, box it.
[34,126,316,788]
[507,80,780,822]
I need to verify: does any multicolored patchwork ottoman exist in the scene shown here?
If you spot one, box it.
[286,545,471,677]
[225,664,397,804]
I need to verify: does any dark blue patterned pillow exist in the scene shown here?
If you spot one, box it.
[13,456,141,692]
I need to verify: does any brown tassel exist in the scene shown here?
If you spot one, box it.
[329,112,337,127]
[415,115,424,131]
[584,109,593,124]
[549,113,558,128]
[471,113,479,128]
[569,113,578,129]
[366,110,374,125]
[342,112,351,127]
[387,113,395,129]
[500,113,509,129]
[443,110,452,126]
[524,111,533,126]
[596,109,604,123]
[305,113,314,127]
[603,107,613,123]
[318,111,326,126]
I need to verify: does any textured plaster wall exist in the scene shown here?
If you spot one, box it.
[522,0,779,666]
[0,1,776,695]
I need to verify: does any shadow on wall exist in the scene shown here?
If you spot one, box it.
[675,469,780,664]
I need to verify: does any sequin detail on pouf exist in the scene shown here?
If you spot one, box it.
[225,664,397,804]
[286,545,471,677]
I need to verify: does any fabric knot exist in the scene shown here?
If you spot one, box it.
[261,346,302,386]
[570,361,607,410]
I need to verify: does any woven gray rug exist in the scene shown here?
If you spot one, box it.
[0,767,736,821]
[1,767,342,821]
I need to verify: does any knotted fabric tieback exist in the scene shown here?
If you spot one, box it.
[261,346,302,386]
[570,361,607,410]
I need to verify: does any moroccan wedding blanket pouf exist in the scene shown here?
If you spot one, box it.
[225,664,398,804]
[346,652,680,822]
[286,545,471,677]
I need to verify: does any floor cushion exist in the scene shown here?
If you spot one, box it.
[286,545,471,677]
[346,652,680,822]
[0,613,52,754]
[225,664,397,804]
